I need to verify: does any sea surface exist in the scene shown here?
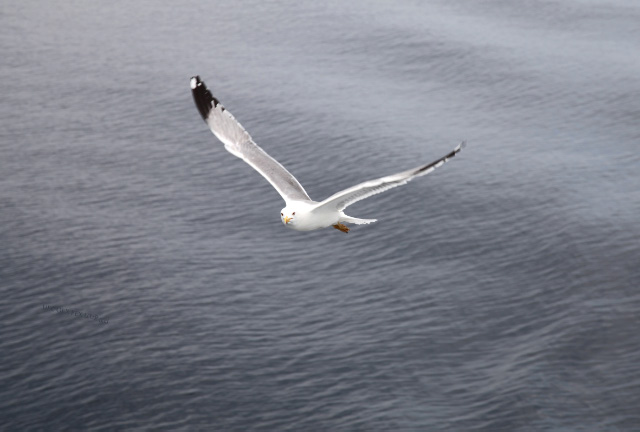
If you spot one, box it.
[1,1,639,430]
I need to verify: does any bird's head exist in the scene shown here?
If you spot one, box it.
[280,208,296,226]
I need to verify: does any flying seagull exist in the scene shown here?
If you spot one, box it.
[190,76,464,233]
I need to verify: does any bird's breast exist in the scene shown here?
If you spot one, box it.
[289,208,340,231]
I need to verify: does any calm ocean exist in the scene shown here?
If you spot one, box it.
[1,1,639,430]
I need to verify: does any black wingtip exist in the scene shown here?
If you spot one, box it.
[190,75,224,121]
[448,140,466,158]
[415,141,466,174]
[190,76,200,89]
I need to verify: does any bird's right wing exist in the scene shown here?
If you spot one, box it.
[190,76,311,204]
[314,142,465,212]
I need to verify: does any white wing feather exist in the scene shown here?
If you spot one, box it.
[191,76,311,204]
[315,142,465,212]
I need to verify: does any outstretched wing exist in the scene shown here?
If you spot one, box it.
[314,142,465,212]
[190,76,311,204]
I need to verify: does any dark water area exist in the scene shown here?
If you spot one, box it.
[2,1,639,430]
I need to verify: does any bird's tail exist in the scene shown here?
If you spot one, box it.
[340,215,377,225]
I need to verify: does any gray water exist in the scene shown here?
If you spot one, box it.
[2,1,640,430]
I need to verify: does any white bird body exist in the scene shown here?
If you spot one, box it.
[280,201,359,232]
[282,201,335,231]
[190,76,465,233]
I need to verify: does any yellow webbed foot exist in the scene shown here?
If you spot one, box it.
[332,223,349,233]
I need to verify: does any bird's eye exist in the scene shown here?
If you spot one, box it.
[292,212,295,215]
[281,213,283,216]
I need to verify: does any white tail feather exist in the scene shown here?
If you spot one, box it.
[341,215,377,225]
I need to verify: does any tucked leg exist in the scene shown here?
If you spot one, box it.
[332,223,349,233]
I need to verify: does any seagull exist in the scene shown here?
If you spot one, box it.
[190,76,465,233]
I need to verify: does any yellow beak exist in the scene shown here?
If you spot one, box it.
[284,216,292,224]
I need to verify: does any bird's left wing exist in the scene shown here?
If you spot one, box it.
[314,142,465,212]
[190,76,311,204]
